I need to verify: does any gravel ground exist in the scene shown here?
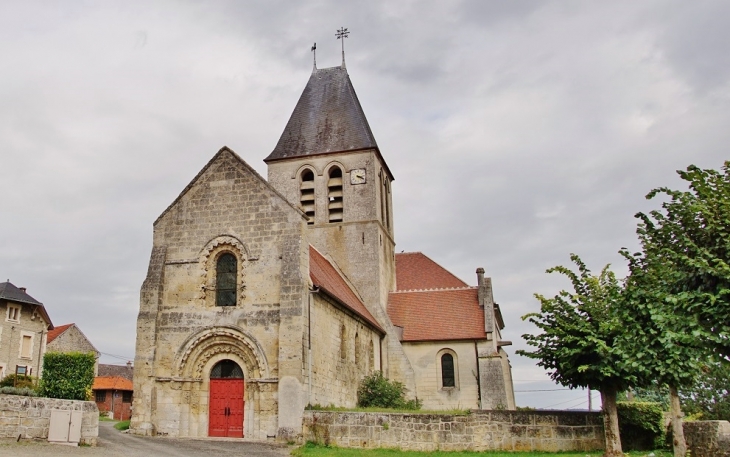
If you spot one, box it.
[0,421,292,457]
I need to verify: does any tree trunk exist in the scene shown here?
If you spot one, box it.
[669,385,687,457]
[601,387,623,457]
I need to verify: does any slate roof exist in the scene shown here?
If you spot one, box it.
[309,245,384,333]
[98,364,134,381]
[92,376,133,392]
[47,323,73,343]
[265,66,379,163]
[394,252,468,291]
[387,252,487,342]
[0,281,53,328]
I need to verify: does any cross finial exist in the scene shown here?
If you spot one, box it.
[311,42,317,70]
[336,27,349,67]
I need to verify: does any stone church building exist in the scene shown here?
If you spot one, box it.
[131,62,515,440]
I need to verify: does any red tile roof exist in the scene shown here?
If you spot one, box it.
[388,288,486,341]
[309,246,384,333]
[93,376,133,392]
[395,252,469,291]
[46,323,73,343]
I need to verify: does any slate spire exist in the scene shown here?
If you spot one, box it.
[264,65,378,163]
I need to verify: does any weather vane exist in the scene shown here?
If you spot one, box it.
[311,42,317,69]
[336,27,349,66]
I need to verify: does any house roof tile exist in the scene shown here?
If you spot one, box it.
[309,245,384,333]
[0,281,53,329]
[46,323,73,343]
[92,376,133,392]
[394,252,468,291]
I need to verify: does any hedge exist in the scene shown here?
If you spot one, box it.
[617,401,666,450]
[39,352,96,400]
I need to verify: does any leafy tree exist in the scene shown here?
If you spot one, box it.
[681,359,730,421]
[621,162,730,456]
[357,371,420,410]
[518,255,633,456]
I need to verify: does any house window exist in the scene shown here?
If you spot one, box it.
[96,391,106,403]
[19,333,33,359]
[300,169,315,224]
[122,391,133,403]
[216,253,237,306]
[441,353,456,388]
[327,166,343,222]
[6,304,21,322]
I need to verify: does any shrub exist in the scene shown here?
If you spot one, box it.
[357,371,420,410]
[39,352,96,401]
[617,401,667,451]
[0,374,38,389]
[0,386,38,396]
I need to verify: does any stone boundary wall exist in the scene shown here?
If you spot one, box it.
[685,420,730,457]
[303,410,604,452]
[0,394,99,445]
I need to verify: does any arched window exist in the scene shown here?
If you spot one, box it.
[216,253,237,306]
[300,169,315,225]
[354,332,361,368]
[211,359,244,379]
[327,167,343,222]
[340,324,347,359]
[368,339,375,372]
[441,353,455,388]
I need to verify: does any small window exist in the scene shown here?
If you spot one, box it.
[327,167,343,222]
[6,304,21,322]
[340,325,347,359]
[300,169,316,224]
[216,253,237,306]
[122,391,133,403]
[441,353,455,388]
[354,332,361,368]
[368,339,375,372]
[210,359,244,379]
[20,334,33,359]
[96,391,106,403]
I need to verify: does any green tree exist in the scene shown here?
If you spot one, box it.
[621,162,730,456]
[518,255,633,456]
[681,359,730,421]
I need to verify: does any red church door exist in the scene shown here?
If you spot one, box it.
[208,360,245,438]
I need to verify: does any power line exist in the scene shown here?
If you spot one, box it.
[99,351,133,361]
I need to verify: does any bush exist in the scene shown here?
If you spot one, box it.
[39,352,96,400]
[0,374,38,389]
[357,371,420,410]
[617,401,667,451]
[0,386,38,396]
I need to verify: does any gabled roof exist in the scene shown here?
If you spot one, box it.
[92,376,133,392]
[265,66,379,163]
[309,245,384,333]
[98,364,134,381]
[394,252,469,291]
[47,323,73,343]
[388,288,486,342]
[0,281,53,329]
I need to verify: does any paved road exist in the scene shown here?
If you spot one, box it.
[0,421,292,457]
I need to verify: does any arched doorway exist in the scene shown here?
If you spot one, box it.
[208,359,245,437]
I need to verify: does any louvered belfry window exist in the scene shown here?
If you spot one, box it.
[216,253,237,306]
[300,169,315,224]
[441,353,455,387]
[327,167,343,222]
[211,359,244,379]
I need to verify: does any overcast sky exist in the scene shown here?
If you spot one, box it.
[2,1,728,410]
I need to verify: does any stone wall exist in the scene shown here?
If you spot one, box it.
[303,410,603,452]
[0,394,98,445]
[685,420,730,457]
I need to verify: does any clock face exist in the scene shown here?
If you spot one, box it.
[350,168,366,185]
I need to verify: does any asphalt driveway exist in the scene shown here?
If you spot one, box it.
[0,421,292,457]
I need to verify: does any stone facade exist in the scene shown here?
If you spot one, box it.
[46,324,100,375]
[131,63,514,441]
[0,285,52,380]
[0,394,98,445]
[303,410,604,452]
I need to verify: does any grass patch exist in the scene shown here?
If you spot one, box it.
[98,415,116,422]
[292,442,673,457]
[306,406,471,415]
[114,420,130,431]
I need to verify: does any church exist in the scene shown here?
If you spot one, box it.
[130,56,515,440]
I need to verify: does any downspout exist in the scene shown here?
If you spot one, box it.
[36,329,45,378]
[474,341,482,409]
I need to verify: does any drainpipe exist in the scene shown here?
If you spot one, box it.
[37,329,45,378]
